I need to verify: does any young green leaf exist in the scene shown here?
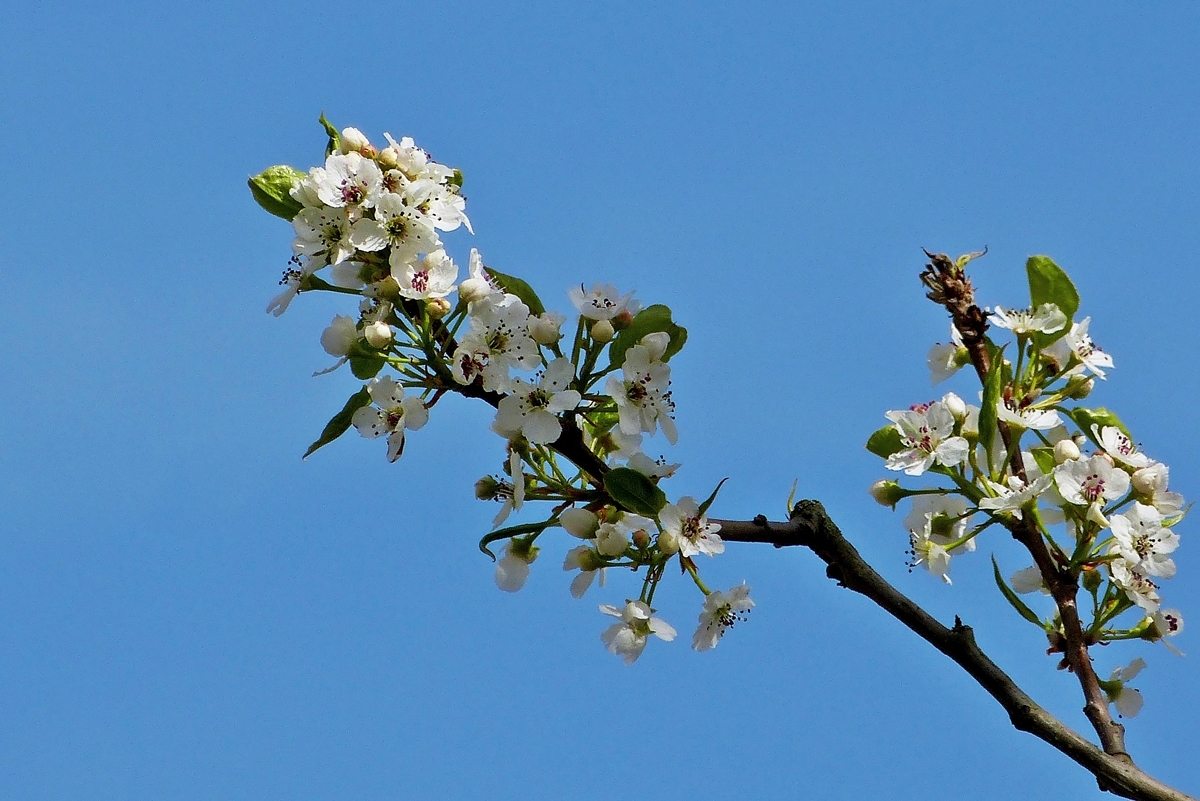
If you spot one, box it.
[486,267,546,316]
[350,354,385,380]
[247,165,306,221]
[696,478,729,517]
[303,387,372,459]
[1026,256,1079,347]
[608,305,688,369]
[604,467,668,516]
[865,425,904,459]
[318,112,341,157]
[1071,407,1133,444]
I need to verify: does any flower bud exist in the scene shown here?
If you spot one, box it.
[458,277,491,304]
[371,275,402,302]
[529,313,564,345]
[559,508,599,539]
[1131,463,1167,496]
[1065,375,1094,399]
[475,475,501,500]
[426,297,452,319]
[942,392,967,420]
[340,127,371,154]
[363,320,393,349]
[868,479,907,509]
[377,147,400,170]
[632,528,651,549]
[612,309,635,331]
[1053,439,1081,464]
[1081,566,1103,594]
[640,332,670,361]
[320,314,358,357]
[590,319,615,343]
[657,529,680,556]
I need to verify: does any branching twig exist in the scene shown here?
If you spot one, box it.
[715,503,1194,801]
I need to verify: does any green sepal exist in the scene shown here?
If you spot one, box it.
[696,478,729,517]
[248,165,306,221]
[487,267,545,316]
[991,556,1046,628]
[1070,407,1133,445]
[350,354,386,380]
[604,467,668,516]
[608,305,688,368]
[1026,256,1080,348]
[978,348,1005,464]
[318,112,340,157]
[303,386,372,459]
[865,425,904,459]
[478,520,552,561]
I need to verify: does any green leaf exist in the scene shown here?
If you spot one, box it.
[478,520,551,561]
[604,467,667,516]
[978,350,1004,464]
[865,425,904,459]
[487,267,545,316]
[697,478,729,517]
[318,111,340,157]
[303,387,371,459]
[991,557,1046,628]
[608,305,688,368]
[1026,256,1080,347]
[1029,447,1056,477]
[349,354,385,380]
[1070,407,1133,444]
[247,165,306,221]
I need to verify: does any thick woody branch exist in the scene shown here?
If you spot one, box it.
[714,503,1194,801]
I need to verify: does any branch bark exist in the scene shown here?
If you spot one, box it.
[714,503,1194,801]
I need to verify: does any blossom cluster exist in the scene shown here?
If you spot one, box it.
[249,119,752,665]
[869,257,1185,717]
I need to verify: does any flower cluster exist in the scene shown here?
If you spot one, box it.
[869,255,1185,716]
[250,118,752,665]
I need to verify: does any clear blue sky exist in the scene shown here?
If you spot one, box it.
[2,2,1197,798]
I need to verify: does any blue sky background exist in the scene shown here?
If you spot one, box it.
[2,2,1198,798]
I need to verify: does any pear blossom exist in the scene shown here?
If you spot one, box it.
[1131,463,1185,516]
[903,496,975,584]
[884,398,969,476]
[405,178,472,233]
[291,206,359,267]
[529,311,566,345]
[1093,425,1152,469]
[595,522,631,557]
[1102,658,1146,718]
[563,545,606,598]
[997,398,1063,431]
[314,152,383,212]
[457,249,497,305]
[987,303,1067,336]
[351,376,430,462]
[320,314,358,358]
[453,294,540,392]
[395,248,458,300]
[351,193,440,269]
[1109,503,1179,579]
[659,497,723,558]
[692,583,754,651]
[493,359,582,444]
[908,530,952,583]
[1110,559,1161,612]
[599,600,676,664]
[1054,454,1130,507]
[927,325,966,384]
[1047,317,1114,378]
[605,344,677,444]
[1150,608,1184,643]
[559,508,599,539]
[490,449,526,528]
[1011,566,1049,595]
[978,475,1053,521]
[495,539,538,593]
[627,452,681,479]
[569,283,637,320]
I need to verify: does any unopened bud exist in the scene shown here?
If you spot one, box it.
[942,392,967,420]
[1053,439,1081,464]
[657,530,680,556]
[559,508,599,539]
[458,277,491,304]
[529,313,564,345]
[632,528,651,548]
[1065,375,1094,399]
[590,319,615,343]
[363,321,393,348]
[1081,567,1103,594]
[640,332,670,361]
[340,127,371,154]
[426,297,452,319]
[868,479,907,509]
[612,310,635,331]
[377,147,400,170]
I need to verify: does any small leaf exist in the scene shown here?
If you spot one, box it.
[1071,407,1133,444]
[865,425,904,458]
[1030,447,1056,477]
[318,112,340,157]
[1026,256,1080,347]
[608,305,688,369]
[697,478,729,517]
[247,165,306,221]
[303,387,371,459]
[991,556,1046,628]
[978,350,1004,463]
[478,520,551,561]
[350,354,385,380]
[604,467,668,516]
[486,267,545,316]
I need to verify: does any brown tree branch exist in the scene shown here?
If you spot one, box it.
[714,503,1194,801]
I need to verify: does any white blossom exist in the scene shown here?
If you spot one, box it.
[1054,454,1130,507]
[569,283,637,320]
[927,325,966,384]
[978,475,1053,521]
[493,359,582,444]
[1109,503,1179,579]
[659,497,723,558]
[1047,317,1114,378]
[396,248,458,300]
[495,539,538,593]
[599,600,676,664]
[988,303,1067,336]
[692,584,754,651]
[1104,658,1146,718]
[605,344,677,444]
[1094,425,1152,469]
[1110,558,1161,612]
[350,376,430,462]
[884,398,969,476]
[563,545,606,598]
